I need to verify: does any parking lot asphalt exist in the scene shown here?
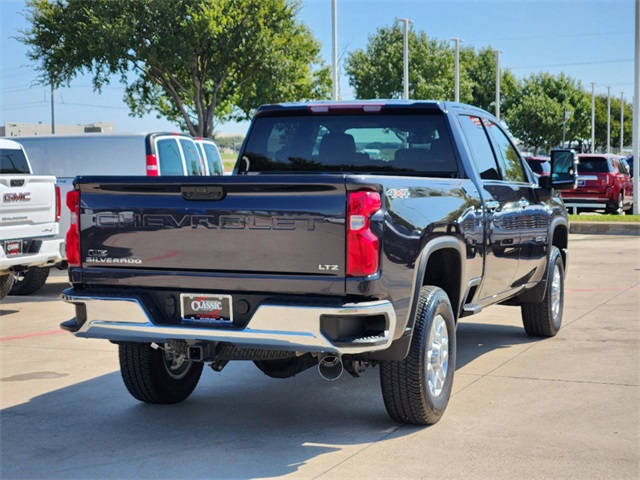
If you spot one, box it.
[1,234,638,480]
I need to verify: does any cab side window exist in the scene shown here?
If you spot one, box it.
[458,115,501,180]
[484,121,526,183]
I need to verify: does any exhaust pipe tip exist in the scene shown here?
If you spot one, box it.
[318,355,343,381]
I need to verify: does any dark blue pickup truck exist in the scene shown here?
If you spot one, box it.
[61,101,577,425]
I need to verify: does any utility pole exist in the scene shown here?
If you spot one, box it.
[494,50,501,120]
[331,0,339,101]
[398,18,412,100]
[606,86,611,154]
[620,92,624,152]
[591,82,596,153]
[451,38,462,102]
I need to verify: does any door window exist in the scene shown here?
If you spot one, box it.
[202,143,224,175]
[485,121,526,183]
[156,138,184,175]
[458,115,501,180]
[180,139,204,176]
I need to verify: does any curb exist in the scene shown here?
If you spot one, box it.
[569,222,640,236]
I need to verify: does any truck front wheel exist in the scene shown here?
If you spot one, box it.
[379,286,456,425]
[521,246,564,337]
[118,343,203,404]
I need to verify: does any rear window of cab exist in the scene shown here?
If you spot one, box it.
[0,148,30,174]
[241,113,459,177]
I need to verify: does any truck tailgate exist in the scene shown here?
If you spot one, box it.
[0,175,57,229]
[77,176,347,277]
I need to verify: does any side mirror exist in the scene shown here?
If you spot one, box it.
[549,148,578,190]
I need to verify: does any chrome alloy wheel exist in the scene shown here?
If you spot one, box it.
[551,263,562,328]
[163,350,192,380]
[426,314,449,398]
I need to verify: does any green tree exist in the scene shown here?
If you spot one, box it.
[344,24,517,117]
[593,94,634,152]
[463,46,518,114]
[344,22,461,100]
[21,0,330,137]
[505,72,590,154]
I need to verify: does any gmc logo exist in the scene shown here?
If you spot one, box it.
[3,192,31,202]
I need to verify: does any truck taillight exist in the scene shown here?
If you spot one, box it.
[606,173,615,186]
[66,189,81,267]
[55,185,61,222]
[347,190,381,277]
[146,154,159,176]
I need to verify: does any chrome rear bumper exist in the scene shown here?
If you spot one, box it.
[61,290,397,355]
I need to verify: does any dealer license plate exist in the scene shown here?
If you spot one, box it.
[4,240,23,256]
[180,293,233,324]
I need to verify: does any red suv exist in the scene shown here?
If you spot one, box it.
[561,154,633,214]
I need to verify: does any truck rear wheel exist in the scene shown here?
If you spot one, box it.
[9,267,50,296]
[118,343,203,404]
[521,246,564,337]
[379,286,456,425]
[0,273,15,300]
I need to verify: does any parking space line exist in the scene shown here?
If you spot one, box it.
[0,329,64,342]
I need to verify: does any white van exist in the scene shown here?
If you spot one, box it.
[10,132,205,262]
[194,137,225,175]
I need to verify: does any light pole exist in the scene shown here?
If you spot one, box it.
[620,92,624,152]
[50,85,56,134]
[494,50,501,120]
[633,0,639,214]
[451,38,462,102]
[606,86,611,154]
[591,82,596,153]
[562,110,572,148]
[398,18,413,100]
[331,0,338,101]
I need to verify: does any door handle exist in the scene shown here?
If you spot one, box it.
[181,185,225,201]
[485,200,500,212]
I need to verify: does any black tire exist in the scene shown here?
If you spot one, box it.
[379,286,456,425]
[521,246,564,337]
[119,343,203,404]
[606,192,624,215]
[0,274,15,301]
[9,267,50,296]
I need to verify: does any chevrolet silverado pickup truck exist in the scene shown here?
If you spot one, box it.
[1,139,62,299]
[61,101,577,425]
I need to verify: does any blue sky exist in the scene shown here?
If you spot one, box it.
[0,0,635,135]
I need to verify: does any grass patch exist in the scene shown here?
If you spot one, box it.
[221,152,237,172]
[569,214,640,223]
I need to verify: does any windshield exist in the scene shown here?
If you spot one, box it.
[241,113,459,176]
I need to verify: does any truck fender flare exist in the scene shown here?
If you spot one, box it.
[513,216,569,304]
[405,236,467,333]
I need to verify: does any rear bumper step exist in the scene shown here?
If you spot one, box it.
[61,289,397,355]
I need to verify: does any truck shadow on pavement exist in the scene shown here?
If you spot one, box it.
[455,320,538,370]
[2,320,538,479]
